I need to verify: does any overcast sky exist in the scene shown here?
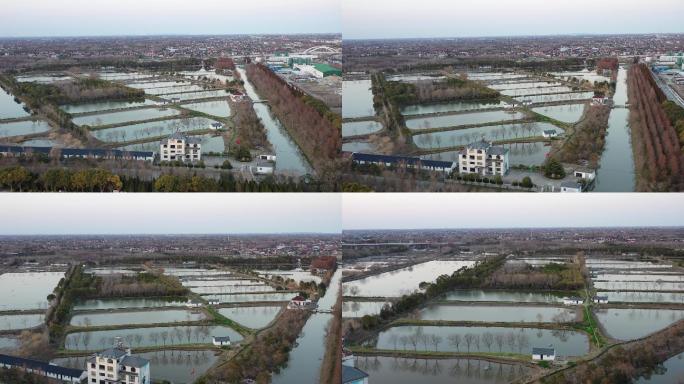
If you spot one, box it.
[343,194,684,230]
[0,194,341,235]
[1,0,340,37]
[343,0,684,39]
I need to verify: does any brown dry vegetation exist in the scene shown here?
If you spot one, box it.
[627,64,684,191]
[540,319,684,384]
[554,105,610,167]
[246,63,340,172]
[230,100,270,150]
[209,310,310,383]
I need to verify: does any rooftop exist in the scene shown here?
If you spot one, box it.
[342,365,369,383]
[120,355,149,368]
[532,347,556,355]
[0,354,85,379]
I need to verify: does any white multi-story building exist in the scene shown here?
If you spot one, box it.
[160,131,201,163]
[86,343,150,384]
[457,140,509,176]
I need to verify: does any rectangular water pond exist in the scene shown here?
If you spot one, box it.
[413,122,561,150]
[501,86,574,97]
[595,308,684,340]
[217,306,282,329]
[127,81,191,89]
[355,356,530,384]
[376,325,590,356]
[0,88,30,119]
[73,298,187,311]
[0,337,18,351]
[70,309,206,327]
[343,301,390,318]
[401,101,505,116]
[182,279,258,287]
[194,285,274,295]
[595,291,684,304]
[515,92,594,104]
[531,103,585,123]
[406,111,524,130]
[417,304,576,323]
[202,292,294,303]
[490,81,561,90]
[73,107,180,127]
[0,314,44,331]
[0,271,65,311]
[181,100,231,117]
[257,270,322,284]
[343,260,476,298]
[144,85,205,95]
[442,290,564,303]
[161,90,229,101]
[343,80,375,118]
[65,325,242,350]
[93,117,219,143]
[0,120,51,138]
[594,273,684,282]
[53,349,218,384]
[593,281,684,291]
[342,120,383,137]
[61,99,158,114]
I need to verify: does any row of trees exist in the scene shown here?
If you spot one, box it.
[0,164,329,192]
[486,261,585,291]
[0,166,122,192]
[231,99,269,151]
[245,63,340,171]
[554,105,610,167]
[66,325,211,350]
[628,64,684,191]
[352,257,507,334]
[386,330,535,354]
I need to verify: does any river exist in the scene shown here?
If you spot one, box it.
[594,67,636,191]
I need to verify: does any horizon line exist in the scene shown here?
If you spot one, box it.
[0,32,341,39]
[342,225,684,231]
[343,31,684,41]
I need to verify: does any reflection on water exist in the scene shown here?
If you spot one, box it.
[356,356,529,384]
[376,325,590,356]
[595,308,684,340]
[343,80,375,118]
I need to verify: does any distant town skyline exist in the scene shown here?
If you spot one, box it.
[343,0,684,39]
[342,194,684,230]
[0,194,342,235]
[1,0,340,37]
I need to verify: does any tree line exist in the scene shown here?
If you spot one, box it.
[0,165,330,192]
[348,256,506,338]
[627,64,684,191]
[245,63,340,172]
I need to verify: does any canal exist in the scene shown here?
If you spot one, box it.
[272,269,341,384]
[235,67,311,175]
[594,67,636,191]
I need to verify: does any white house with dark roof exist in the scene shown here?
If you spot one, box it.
[593,295,609,304]
[86,342,150,384]
[212,336,231,346]
[160,131,201,163]
[457,140,509,176]
[532,347,556,361]
[562,296,583,305]
[542,129,558,138]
